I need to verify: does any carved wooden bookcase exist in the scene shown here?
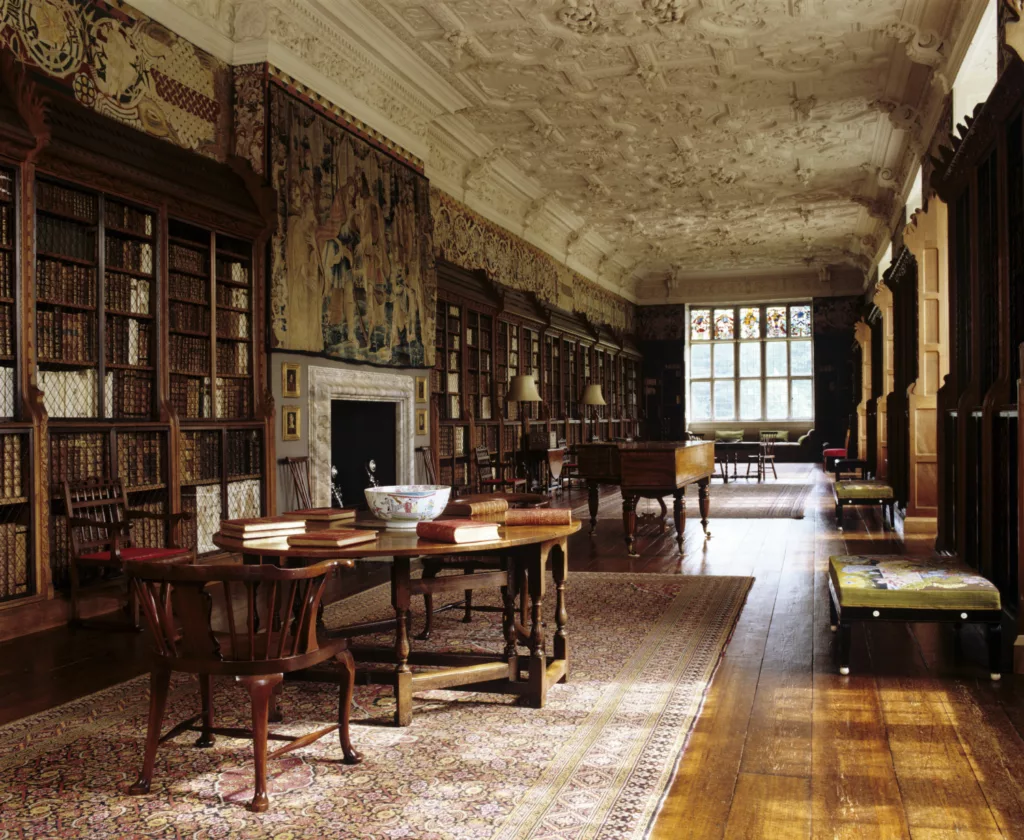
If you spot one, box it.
[932,53,1024,668]
[431,260,642,490]
[0,61,275,635]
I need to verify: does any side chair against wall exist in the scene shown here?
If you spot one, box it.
[823,422,852,472]
[64,478,193,629]
[746,431,779,481]
[279,456,313,510]
[125,559,361,813]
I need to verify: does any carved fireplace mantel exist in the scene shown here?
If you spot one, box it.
[308,366,416,507]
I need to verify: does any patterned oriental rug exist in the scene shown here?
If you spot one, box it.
[0,573,751,840]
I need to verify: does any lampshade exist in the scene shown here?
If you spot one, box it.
[581,384,606,406]
[507,374,542,402]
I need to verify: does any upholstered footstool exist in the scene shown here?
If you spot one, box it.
[828,555,1003,679]
[834,480,895,529]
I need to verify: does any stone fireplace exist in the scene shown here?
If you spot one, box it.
[307,366,416,508]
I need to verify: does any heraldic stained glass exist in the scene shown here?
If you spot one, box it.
[714,309,734,340]
[766,306,787,338]
[790,305,811,337]
[740,307,759,339]
[690,309,711,340]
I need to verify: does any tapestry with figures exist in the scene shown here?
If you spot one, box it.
[269,86,435,367]
[0,0,229,159]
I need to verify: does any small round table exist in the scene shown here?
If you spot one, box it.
[213,520,581,726]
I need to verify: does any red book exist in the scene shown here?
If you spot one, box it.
[416,519,501,544]
[505,508,573,526]
[286,529,378,548]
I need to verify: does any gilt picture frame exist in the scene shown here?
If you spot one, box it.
[416,408,428,436]
[415,376,428,403]
[282,363,300,398]
[283,405,301,441]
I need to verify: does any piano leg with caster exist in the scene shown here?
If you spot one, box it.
[698,477,712,539]
[672,489,685,551]
[622,492,638,556]
[588,480,600,534]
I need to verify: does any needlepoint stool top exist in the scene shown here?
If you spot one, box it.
[835,480,895,500]
[828,555,1001,611]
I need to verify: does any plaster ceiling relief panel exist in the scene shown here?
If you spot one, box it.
[349,0,974,297]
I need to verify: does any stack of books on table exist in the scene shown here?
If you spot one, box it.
[282,507,358,531]
[220,516,307,544]
[286,529,378,549]
[416,519,500,544]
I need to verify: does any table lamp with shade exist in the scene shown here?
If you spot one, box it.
[581,383,606,441]
[506,373,542,469]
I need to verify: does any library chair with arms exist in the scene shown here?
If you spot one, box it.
[65,478,193,630]
[474,445,526,493]
[125,559,361,813]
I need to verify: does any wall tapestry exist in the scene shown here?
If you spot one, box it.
[431,189,635,334]
[269,87,436,367]
[637,304,688,341]
[0,0,229,159]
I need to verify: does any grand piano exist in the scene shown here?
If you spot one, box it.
[576,440,715,555]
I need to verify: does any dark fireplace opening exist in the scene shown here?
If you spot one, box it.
[331,399,397,510]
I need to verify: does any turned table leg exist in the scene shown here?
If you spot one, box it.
[552,542,568,683]
[623,492,639,556]
[501,556,520,680]
[698,477,712,539]
[391,557,413,727]
[672,488,685,551]
[588,480,600,534]
[527,547,547,708]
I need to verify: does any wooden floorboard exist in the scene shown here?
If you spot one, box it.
[3,466,1024,838]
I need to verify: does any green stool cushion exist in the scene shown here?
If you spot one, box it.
[829,555,1001,611]
[835,480,894,500]
[715,430,743,442]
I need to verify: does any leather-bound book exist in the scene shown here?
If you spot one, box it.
[283,507,357,521]
[443,498,509,517]
[504,508,573,526]
[416,519,501,544]
[286,529,378,548]
[221,516,306,535]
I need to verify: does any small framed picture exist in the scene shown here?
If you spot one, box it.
[415,408,428,436]
[282,364,300,398]
[415,376,428,403]
[283,405,300,441]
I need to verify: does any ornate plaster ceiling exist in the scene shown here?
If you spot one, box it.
[136,0,988,303]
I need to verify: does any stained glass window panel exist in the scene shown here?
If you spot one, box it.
[713,381,735,420]
[713,343,734,378]
[791,379,813,419]
[766,379,788,419]
[790,305,811,337]
[714,309,734,340]
[690,381,711,421]
[740,380,761,420]
[739,343,760,377]
[690,309,711,341]
[740,307,760,339]
[766,342,788,376]
[791,340,812,376]
[766,306,787,338]
[690,344,711,379]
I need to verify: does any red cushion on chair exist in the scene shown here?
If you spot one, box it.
[79,546,191,565]
[822,448,848,458]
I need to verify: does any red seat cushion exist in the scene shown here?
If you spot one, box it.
[79,546,191,565]
[822,448,847,458]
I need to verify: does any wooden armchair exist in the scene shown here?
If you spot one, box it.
[125,559,361,813]
[475,445,526,493]
[64,478,193,629]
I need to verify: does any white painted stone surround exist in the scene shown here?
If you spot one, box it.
[307,365,415,507]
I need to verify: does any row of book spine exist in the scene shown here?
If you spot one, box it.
[37,181,96,222]
[0,302,12,357]
[225,431,262,477]
[0,433,22,499]
[38,216,95,262]
[105,237,153,275]
[37,257,95,305]
[129,499,166,549]
[169,272,207,302]
[0,523,28,599]
[106,317,151,367]
[170,375,210,419]
[170,301,210,333]
[38,310,95,362]
[107,370,152,418]
[216,341,249,376]
[105,274,149,314]
[181,432,221,483]
[106,201,152,237]
[169,244,205,275]
[216,284,249,309]
[216,380,251,418]
[0,251,11,298]
[49,433,107,492]
[117,434,162,488]
[216,310,250,339]
[169,334,209,373]
[216,261,249,285]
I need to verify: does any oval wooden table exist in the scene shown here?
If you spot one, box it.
[213,520,581,726]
